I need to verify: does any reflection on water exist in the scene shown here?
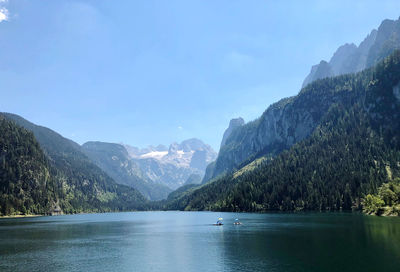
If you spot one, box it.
[0,212,399,272]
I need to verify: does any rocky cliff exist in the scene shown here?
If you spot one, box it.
[220,117,245,148]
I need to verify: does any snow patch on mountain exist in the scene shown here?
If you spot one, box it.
[140,151,168,160]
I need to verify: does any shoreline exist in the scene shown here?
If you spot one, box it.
[0,214,43,219]
[1,210,397,219]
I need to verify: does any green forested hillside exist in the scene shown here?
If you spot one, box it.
[166,51,400,212]
[0,113,147,215]
[0,116,56,215]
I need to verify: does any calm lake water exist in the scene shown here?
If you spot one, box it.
[0,212,400,272]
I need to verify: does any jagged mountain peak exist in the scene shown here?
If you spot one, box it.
[220,117,245,148]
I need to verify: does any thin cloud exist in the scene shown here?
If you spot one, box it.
[0,8,8,22]
[0,0,8,23]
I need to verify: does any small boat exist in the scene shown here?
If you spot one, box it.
[233,218,242,225]
[213,217,223,226]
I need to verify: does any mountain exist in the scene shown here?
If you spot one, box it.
[0,113,147,215]
[82,141,171,200]
[302,17,400,88]
[124,139,217,190]
[165,50,400,212]
[203,16,400,184]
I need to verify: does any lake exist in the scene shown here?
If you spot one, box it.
[0,212,399,272]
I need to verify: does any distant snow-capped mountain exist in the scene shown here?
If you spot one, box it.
[124,138,217,189]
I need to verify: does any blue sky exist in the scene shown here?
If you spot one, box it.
[1,0,400,151]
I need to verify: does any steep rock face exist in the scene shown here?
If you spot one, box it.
[126,138,217,190]
[329,43,358,75]
[309,60,334,84]
[355,29,378,71]
[201,161,216,184]
[366,19,400,67]
[206,77,356,182]
[220,117,245,147]
[202,117,243,183]
[302,17,400,88]
[82,141,171,200]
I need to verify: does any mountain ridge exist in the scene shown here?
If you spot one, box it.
[302,17,400,88]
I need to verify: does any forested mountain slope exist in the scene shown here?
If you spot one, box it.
[0,116,56,215]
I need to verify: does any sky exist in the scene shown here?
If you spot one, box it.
[1,0,400,151]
